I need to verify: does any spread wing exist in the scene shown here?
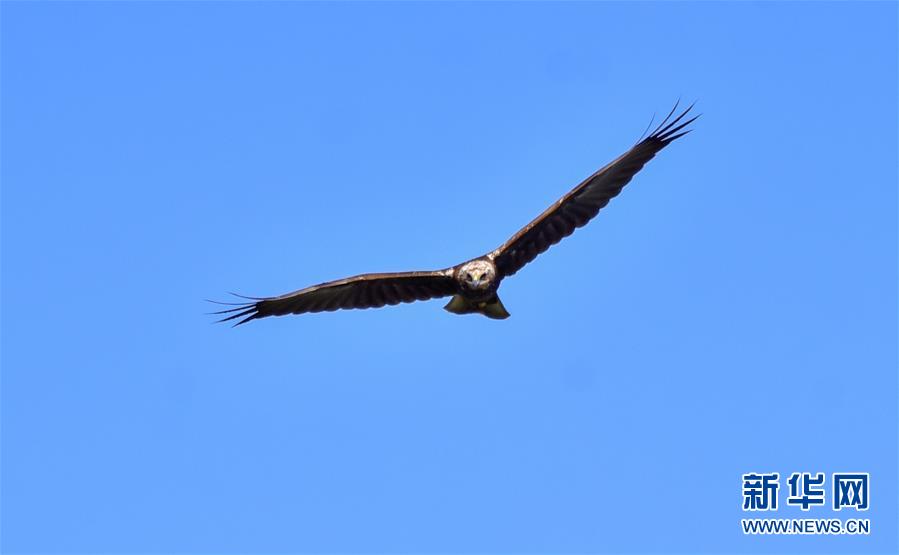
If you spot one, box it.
[490,103,698,278]
[212,270,458,326]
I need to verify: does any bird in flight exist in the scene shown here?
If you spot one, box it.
[213,103,697,326]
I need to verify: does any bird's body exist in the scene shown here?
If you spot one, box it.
[444,258,507,319]
[213,103,697,326]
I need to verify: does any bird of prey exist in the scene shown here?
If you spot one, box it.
[213,103,697,326]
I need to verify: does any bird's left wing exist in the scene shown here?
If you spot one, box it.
[490,103,697,278]
[213,270,458,326]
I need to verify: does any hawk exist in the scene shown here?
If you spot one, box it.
[213,103,697,325]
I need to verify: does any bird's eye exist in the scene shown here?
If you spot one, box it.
[464,272,472,281]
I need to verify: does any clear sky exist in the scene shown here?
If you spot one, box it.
[2,2,896,554]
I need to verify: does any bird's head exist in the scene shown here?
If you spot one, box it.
[458,260,496,291]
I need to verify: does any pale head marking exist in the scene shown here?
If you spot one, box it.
[459,259,496,291]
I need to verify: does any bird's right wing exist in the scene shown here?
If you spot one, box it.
[213,270,459,326]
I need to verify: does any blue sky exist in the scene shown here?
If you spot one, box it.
[2,2,896,553]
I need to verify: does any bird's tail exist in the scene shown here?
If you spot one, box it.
[443,294,510,320]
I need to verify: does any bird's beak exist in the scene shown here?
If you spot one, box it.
[471,278,481,289]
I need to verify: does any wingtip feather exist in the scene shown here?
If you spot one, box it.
[645,101,698,144]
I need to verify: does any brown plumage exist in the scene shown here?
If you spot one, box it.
[212,103,697,325]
